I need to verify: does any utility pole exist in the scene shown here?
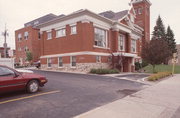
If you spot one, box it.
[2,24,8,58]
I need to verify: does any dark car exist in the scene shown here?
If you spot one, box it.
[0,65,47,94]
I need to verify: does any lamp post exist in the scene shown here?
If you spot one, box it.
[172,53,177,75]
[1,24,8,58]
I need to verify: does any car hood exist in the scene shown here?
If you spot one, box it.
[21,73,46,79]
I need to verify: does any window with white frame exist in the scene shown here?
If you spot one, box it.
[118,34,125,51]
[96,56,101,63]
[94,28,107,48]
[138,7,143,14]
[71,56,76,67]
[47,58,52,68]
[58,57,63,67]
[24,31,28,40]
[18,33,22,41]
[18,47,22,51]
[71,25,77,34]
[47,31,52,40]
[24,46,29,52]
[56,28,66,37]
[131,39,136,53]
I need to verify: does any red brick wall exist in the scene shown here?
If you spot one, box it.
[15,26,40,65]
[133,1,150,42]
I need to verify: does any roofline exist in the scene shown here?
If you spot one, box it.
[132,0,152,6]
[36,9,115,28]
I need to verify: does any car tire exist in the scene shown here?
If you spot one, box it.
[27,80,39,93]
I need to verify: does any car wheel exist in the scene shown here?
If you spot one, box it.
[27,80,39,93]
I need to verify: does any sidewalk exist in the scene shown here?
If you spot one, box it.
[74,74,180,118]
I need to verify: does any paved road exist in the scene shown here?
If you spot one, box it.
[0,70,146,118]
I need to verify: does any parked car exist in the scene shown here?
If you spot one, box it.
[0,65,47,94]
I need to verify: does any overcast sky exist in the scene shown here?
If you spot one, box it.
[0,0,180,49]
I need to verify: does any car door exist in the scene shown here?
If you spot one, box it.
[0,66,26,93]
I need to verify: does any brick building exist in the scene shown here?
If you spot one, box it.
[15,0,151,72]
[0,47,10,58]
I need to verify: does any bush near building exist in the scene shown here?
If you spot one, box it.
[148,72,172,81]
[90,68,119,74]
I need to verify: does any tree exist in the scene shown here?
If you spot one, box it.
[141,40,171,73]
[26,51,33,64]
[152,16,166,40]
[165,26,177,54]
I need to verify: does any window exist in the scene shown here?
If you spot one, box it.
[96,56,101,63]
[138,7,143,14]
[18,33,22,41]
[56,28,66,37]
[24,31,28,40]
[130,14,135,23]
[71,56,76,67]
[58,57,63,67]
[47,31,52,40]
[94,28,107,48]
[118,34,125,51]
[47,58,52,68]
[0,67,15,77]
[71,25,77,34]
[18,48,21,51]
[38,32,41,40]
[131,39,136,53]
[24,46,29,52]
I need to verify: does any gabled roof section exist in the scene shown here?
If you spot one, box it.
[131,0,152,5]
[24,13,62,27]
[99,10,128,21]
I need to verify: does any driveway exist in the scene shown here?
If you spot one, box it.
[0,70,147,118]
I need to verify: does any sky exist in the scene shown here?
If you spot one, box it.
[0,0,180,49]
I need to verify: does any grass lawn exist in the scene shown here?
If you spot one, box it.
[143,64,180,74]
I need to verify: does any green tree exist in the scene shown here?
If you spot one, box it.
[26,51,33,63]
[152,16,166,40]
[165,26,177,54]
[141,40,171,73]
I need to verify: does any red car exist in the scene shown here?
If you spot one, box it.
[0,65,47,94]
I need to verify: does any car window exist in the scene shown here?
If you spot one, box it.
[0,67,15,77]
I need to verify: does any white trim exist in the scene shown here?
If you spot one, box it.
[40,51,138,59]
[113,52,138,57]
[46,30,52,33]
[40,15,112,32]
[69,23,77,26]
[93,23,110,30]
[81,19,90,23]
[40,51,111,59]
[130,33,141,40]
[55,26,66,30]
[93,46,110,50]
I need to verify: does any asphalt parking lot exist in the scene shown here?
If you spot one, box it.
[0,70,148,118]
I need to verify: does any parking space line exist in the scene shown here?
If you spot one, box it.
[0,90,60,105]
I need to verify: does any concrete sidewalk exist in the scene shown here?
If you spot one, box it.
[74,74,180,118]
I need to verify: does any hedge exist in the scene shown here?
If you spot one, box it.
[90,68,119,74]
[148,72,172,81]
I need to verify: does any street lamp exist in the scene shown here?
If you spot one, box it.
[1,24,8,58]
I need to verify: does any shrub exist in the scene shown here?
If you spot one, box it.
[90,68,119,74]
[148,72,172,81]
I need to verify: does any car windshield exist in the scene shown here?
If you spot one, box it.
[0,67,14,76]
